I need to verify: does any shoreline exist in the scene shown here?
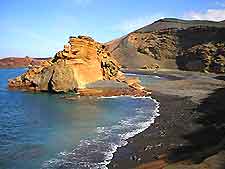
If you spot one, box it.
[107,92,197,169]
[66,94,161,169]
[100,95,161,169]
[2,68,225,168]
[107,70,225,169]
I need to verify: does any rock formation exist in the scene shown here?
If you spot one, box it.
[8,36,144,93]
[106,18,225,74]
[181,43,225,73]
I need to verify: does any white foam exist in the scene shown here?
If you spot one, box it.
[96,96,160,169]
[99,95,154,100]
[96,127,106,133]
[99,96,122,99]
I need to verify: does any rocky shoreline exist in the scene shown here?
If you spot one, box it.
[107,70,225,169]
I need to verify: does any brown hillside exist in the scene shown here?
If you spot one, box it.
[106,18,225,73]
[0,57,51,68]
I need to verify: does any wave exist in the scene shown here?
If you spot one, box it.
[42,96,160,169]
[99,95,156,100]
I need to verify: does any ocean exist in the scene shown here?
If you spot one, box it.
[0,68,161,169]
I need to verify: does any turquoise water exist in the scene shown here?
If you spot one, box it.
[125,72,167,87]
[0,69,160,169]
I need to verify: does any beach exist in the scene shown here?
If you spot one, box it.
[108,70,225,169]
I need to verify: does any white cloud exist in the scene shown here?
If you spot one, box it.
[184,9,225,21]
[115,15,164,33]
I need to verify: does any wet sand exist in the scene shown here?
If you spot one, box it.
[108,70,225,169]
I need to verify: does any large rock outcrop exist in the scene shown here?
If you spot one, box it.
[8,36,144,93]
[181,43,225,73]
[106,18,225,73]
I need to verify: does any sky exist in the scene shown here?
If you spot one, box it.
[0,0,225,58]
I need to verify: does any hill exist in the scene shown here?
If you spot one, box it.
[0,57,51,68]
[135,18,225,33]
[106,18,225,73]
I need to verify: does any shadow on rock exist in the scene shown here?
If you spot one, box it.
[167,87,225,166]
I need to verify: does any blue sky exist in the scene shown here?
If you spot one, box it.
[0,0,225,57]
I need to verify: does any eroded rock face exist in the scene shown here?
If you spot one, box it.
[8,36,144,93]
[181,43,225,73]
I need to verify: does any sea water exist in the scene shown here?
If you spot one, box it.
[0,69,160,169]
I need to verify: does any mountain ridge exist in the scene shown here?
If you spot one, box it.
[135,18,225,33]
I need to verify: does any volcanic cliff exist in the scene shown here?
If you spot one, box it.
[8,36,143,93]
[106,18,225,73]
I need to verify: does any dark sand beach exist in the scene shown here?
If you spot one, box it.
[108,70,225,169]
